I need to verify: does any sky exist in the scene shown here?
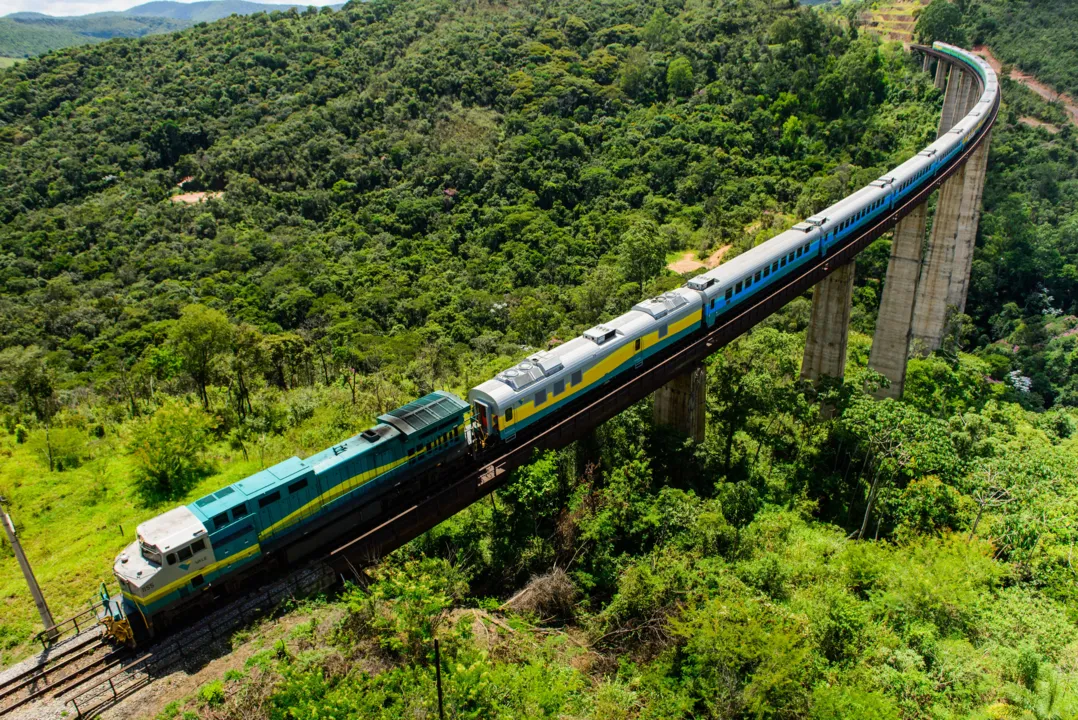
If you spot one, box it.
[1,0,338,17]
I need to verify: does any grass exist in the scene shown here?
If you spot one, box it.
[0,57,23,69]
[0,388,378,666]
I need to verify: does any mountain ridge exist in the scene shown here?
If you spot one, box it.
[0,0,343,58]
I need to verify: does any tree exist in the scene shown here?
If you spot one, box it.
[666,56,694,98]
[619,47,653,100]
[642,8,679,49]
[169,304,233,410]
[618,217,667,292]
[915,0,966,45]
[708,329,803,476]
[963,460,1014,543]
[0,346,60,471]
[129,399,213,502]
[230,323,266,419]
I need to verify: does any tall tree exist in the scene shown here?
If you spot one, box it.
[619,217,667,293]
[0,346,59,470]
[169,304,233,410]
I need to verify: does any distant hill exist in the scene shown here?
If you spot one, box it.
[0,18,97,57]
[122,0,329,22]
[0,1,342,58]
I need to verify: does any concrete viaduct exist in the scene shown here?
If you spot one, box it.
[332,43,1000,569]
[654,43,999,437]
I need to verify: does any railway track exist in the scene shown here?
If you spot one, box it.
[0,634,134,718]
[58,564,334,720]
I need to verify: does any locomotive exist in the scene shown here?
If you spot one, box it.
[104,42,996,643]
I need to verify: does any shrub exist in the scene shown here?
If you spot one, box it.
[1017,647,1040,690]
[129,400,213,502]
[27,427,86,471]
[346,557,468,661]
[810,684,900,720]
[198,680,225,707]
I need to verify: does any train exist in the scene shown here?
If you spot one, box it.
[103,42,997,642]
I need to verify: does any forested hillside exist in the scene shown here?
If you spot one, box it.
[0,2,336,59]
[1,0,1077,717]
[967,0,1078,99]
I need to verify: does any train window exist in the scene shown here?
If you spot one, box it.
[426,443,432,452]
[796,247,803,258]
[232,503,248,521]
[554,379,565,395]
[212,512,229,530]
[408,448,415,457]
[178,545,193,562]
[167,553,177,566]
[571,370,582,386]
[191,539,206,554]
[772,261,779,272]
[535,389,547,406]
[288,478,308,495]
[725,288,733,300]
[754,271,762,282]
[735,281,742,293]
[505,406,513,422]
[191,575,205,588]
[744,276,751,288]
[659,324,668,338]
[258,491,281,509]
[762,266,769,278]
[634,338,641,352]
[788,252,795,262]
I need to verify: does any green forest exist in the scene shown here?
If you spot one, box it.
[968,0,1078,99]
[0,0,1077,717]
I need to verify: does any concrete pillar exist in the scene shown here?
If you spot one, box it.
[934,59,948,89]
[653,363,706,443]
[938,67,970,137]
[923,54,931,72]
[910,162,968,353]
[959,73,978,117]
[801,261,855,383]
[946,131,991,313]
[868,203,928,399]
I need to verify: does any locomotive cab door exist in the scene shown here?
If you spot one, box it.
[473,400,491,442]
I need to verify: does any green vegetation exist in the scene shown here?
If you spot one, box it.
[0,2,330,59]
[0,0,1077,716]
[968,0,1078,98]
[914,0,965,46]
[0,57,24,68]
[0,18,96,58]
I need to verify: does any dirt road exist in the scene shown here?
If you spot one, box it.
[973,45,1078,127]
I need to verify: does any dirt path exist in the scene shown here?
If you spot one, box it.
[1019,116,1060,134]
[667,245,731,274]
[171,191,223,204]
[973,45,1078,127]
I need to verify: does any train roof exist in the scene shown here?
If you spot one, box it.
[378,391,468,436]
[138,506,206,553]
[188,456,312,522]
[186,392,467,523]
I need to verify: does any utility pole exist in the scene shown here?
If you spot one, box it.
[0,497,58,642]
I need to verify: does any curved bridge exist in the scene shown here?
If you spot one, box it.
[331,42,1001,567]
